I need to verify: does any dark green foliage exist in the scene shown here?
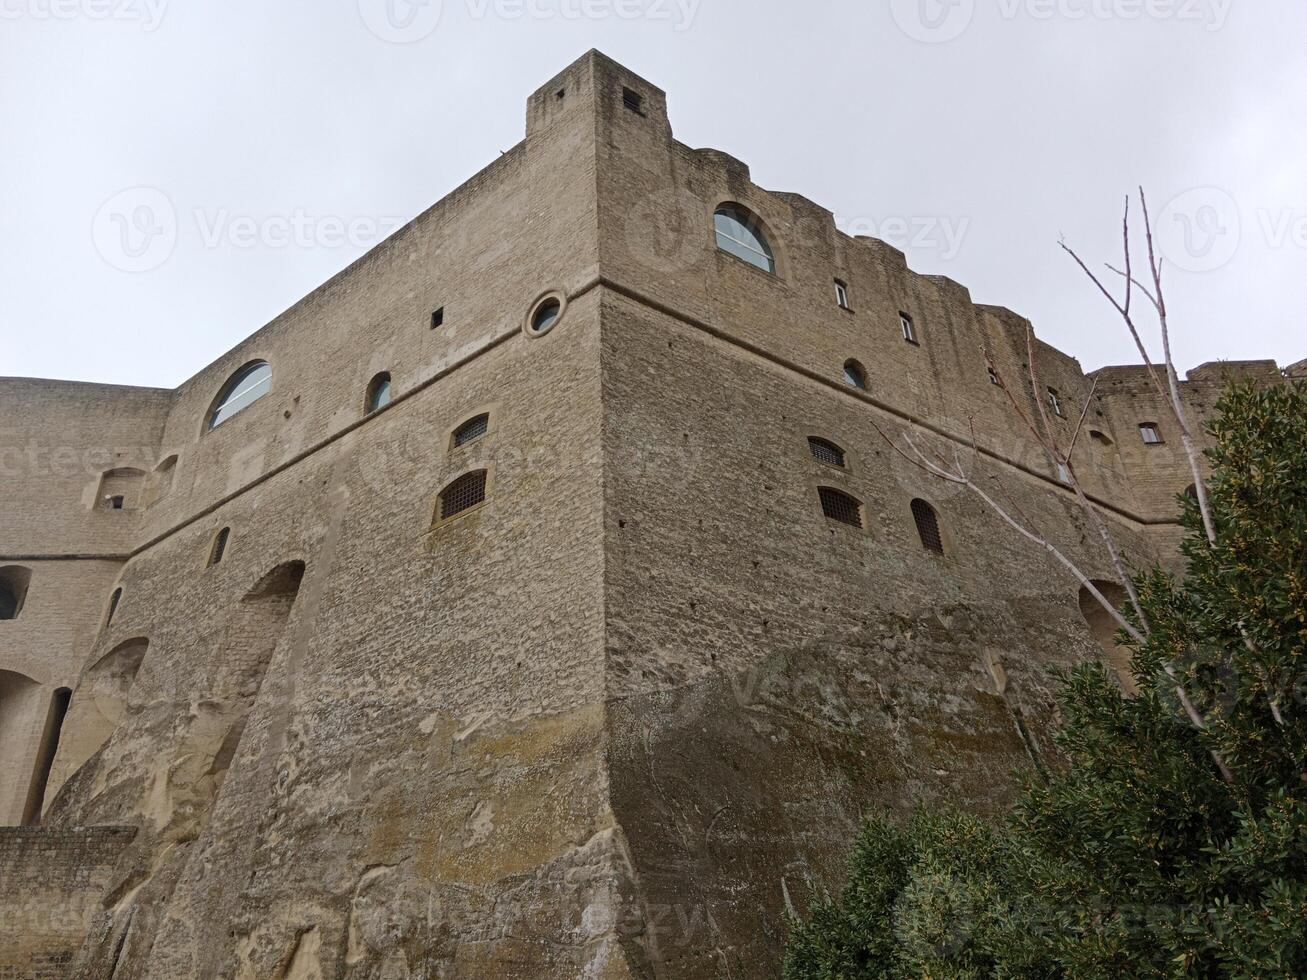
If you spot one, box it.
[784,383,1307,979]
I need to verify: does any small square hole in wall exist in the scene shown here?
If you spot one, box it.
[556,88,566,101]
[431,307,444,330]
[622,87,645,116]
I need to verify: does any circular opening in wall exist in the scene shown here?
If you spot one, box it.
[527,295,564,336]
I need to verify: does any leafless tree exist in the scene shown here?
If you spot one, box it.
[871,188,1238,780]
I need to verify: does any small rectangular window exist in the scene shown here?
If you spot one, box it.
[835,280,850,310]
[1140,424,1163,445]
[1047,387,1064,417]
[431,307,444,330]
[109,496,125,510]
[622,88,645,115]
[900,312,918,345]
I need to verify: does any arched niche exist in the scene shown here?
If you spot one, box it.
[44,638,149,806]
[1078,581,1137,696]
[0,669,45,825]
[96,467,147,511]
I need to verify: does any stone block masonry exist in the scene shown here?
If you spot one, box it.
[0,49,1296,978]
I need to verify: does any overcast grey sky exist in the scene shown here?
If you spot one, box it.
[1,1,1303,388]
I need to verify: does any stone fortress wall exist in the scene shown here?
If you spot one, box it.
[0,50,1298,978]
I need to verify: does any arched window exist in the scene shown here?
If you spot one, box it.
[210,528,231,566]
[818,487,863,528]
[106,588,123,627]
[453,413,490,448]
[439,470,488,521]
[714,205,775,274]
[0,567,31,620]
[1184,484,1198,501]
[843,359,867,391]
[365,372,392,414]
[911,499,944,554]
[808,437,846,468]
[208,361,272,430]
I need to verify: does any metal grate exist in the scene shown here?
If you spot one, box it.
[441,470,487,520]
[819,487,862,528]
[453,414,490,447]
[808,438,846,468]
[911,499,944,554]
[210,527,230,566]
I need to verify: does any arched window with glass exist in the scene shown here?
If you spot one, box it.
[713,204,776,274]
[207,361,272,431]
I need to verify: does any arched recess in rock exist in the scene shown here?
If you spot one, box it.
[43,637,150,809]
[1078,581,1137,696]
[0,668,46,825]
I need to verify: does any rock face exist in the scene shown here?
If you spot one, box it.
[0,50,1293,978]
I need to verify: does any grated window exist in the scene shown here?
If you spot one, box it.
[819,487,862,528]
[453,413,490,448]
[911,499,944,554]
[210,527,230,566]
[440,470,487,520]
[808,437,846,468]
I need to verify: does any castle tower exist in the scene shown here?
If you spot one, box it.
[0,51,1293,978]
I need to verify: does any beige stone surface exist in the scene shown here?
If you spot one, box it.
[0,50,1296,978]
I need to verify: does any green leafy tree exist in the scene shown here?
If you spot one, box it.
[784,382,1307,979]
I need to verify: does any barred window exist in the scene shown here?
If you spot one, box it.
[911,499,944,554]
[819,487,862,528]
[453,413,490,448]
[808,437,846,468]
[210,527,230,566]
[440,470,487,520]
